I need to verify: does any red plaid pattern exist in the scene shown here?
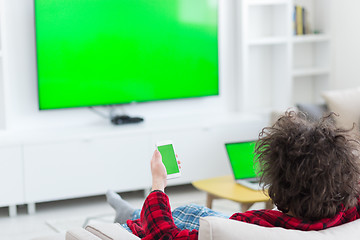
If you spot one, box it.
[127,191,198,239]
[127,191,360,239]
[230,199,360,231]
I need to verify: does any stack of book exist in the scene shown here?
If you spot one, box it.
[293,5,308,35]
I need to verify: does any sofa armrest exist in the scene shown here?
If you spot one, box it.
[198,216,360,240]
[85,223,140,240]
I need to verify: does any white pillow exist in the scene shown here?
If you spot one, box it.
[85,223,140,240]
[322,88,360,129]
[198,216,360,240]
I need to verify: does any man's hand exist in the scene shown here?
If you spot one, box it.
[151,150,167,192]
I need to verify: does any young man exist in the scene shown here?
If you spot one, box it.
[107,111,360,239]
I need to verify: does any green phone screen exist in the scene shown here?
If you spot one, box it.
[157,144,179,175]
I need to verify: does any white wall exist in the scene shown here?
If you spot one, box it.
[331,0,360,90]
[2,0,360,131]
[1,0,238,132]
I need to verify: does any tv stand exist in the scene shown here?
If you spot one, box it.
[0,113,268,216]
[110,115,144,125]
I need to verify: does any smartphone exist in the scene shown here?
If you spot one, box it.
[156,140,181,179]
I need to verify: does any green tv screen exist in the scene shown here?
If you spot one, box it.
[35,0,219,110]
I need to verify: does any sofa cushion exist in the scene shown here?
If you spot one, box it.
[322,88,360,129]
[66,228,102,240]
[198,216,360,240]
[296,103,328,121]
[85,223,140,240]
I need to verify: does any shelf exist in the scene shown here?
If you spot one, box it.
[292,34,331,43]
[247,0,288,6]
[292,68,330,77]
[248,37,288,46]
[239,0,331,110]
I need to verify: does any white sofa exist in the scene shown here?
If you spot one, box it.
[33,217,360,240]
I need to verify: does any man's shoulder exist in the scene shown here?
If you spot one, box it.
[229,209,285,227]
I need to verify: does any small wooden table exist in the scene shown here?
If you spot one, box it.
[192,175,272,212]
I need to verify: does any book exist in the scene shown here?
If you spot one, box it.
[302,7,306,34]
[296,5,303,35]
[293,6,297,35]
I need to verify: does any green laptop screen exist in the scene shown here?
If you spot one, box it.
[225,141,258,179]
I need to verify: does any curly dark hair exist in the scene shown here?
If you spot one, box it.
[255,111,360,221]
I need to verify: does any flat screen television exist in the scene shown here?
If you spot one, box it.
[34,0,219,110]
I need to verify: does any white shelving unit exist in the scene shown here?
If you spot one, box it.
[247,0,289,6]
[292,67,330,77]
[292,34,330,43]
[248,37,288,46]
[238,0,331,112]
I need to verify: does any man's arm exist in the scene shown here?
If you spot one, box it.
[137,150,198,239]
[150,150,168,192]
[138,190,198,240]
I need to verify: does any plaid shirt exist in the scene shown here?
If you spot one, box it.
[127,191,360,240]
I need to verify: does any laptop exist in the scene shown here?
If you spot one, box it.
[225,141,263,191]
